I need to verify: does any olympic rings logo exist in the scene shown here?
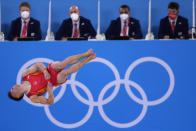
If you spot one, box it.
[17,57,175,129]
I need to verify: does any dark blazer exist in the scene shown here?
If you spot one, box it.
[105,17,143,40]
[8,17,42,41]
[55,16,96,40]
[158,16,189,39]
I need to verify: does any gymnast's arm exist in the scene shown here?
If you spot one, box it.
[29,82,54,105]
[22,62,50,79]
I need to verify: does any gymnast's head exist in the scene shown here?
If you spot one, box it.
[8,85,24,101]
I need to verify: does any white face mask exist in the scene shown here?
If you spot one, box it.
[120,13,129,21]
[71,13,79,21]
[21,11,30,19]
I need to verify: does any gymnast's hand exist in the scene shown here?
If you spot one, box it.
[43,69,51,80]
[47,82,53,91]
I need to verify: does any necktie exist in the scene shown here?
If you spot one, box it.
[171,21,175,34]
[123,21,127,36]
[73,23,78,38]
[22,21,28,38]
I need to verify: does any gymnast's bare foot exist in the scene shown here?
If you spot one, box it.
[88,53,96,60]
[87,48,94,56]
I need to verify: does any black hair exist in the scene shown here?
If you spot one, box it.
[120,5,130,11]
[8,91,24,101]
[19,1,31,10]
[168,2,179,10]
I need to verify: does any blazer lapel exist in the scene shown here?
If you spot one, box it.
[79,18,86,36]
[175,17,182,31]
[27,19,33,37]
[18,19,22,37]
[117,18,121,35]
[175,17,183,36]
[68,19,73,37]
[167,17,173,34]
[128,18,134,35]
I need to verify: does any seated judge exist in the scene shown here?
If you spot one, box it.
[158,2,189,39]
[105,5,143,40]
[8,2,42,41]
[55,6,96,40]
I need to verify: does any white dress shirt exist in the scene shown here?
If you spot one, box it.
[20,18,30,37]
[120,19,129,36]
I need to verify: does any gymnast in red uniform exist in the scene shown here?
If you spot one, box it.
[8,49,96,105]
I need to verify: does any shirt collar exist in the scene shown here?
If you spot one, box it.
[121,18,129,25]
[169,16,178,23]
[21,18,30,23]
[72,18,80,25]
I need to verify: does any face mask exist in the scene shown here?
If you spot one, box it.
[120,13,129,21]
[21,11,30,19]
[71,13,79,21]
[168,14,177,20]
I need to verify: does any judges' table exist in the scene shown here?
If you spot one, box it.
[0,40,196,131]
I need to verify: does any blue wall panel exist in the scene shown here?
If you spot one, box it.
[2,0,195,39]
[0,40,196,131]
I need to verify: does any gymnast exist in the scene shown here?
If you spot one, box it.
[8,49,96,105]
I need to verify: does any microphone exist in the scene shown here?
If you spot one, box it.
[45,0,55,41]
[145,0,154,40]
